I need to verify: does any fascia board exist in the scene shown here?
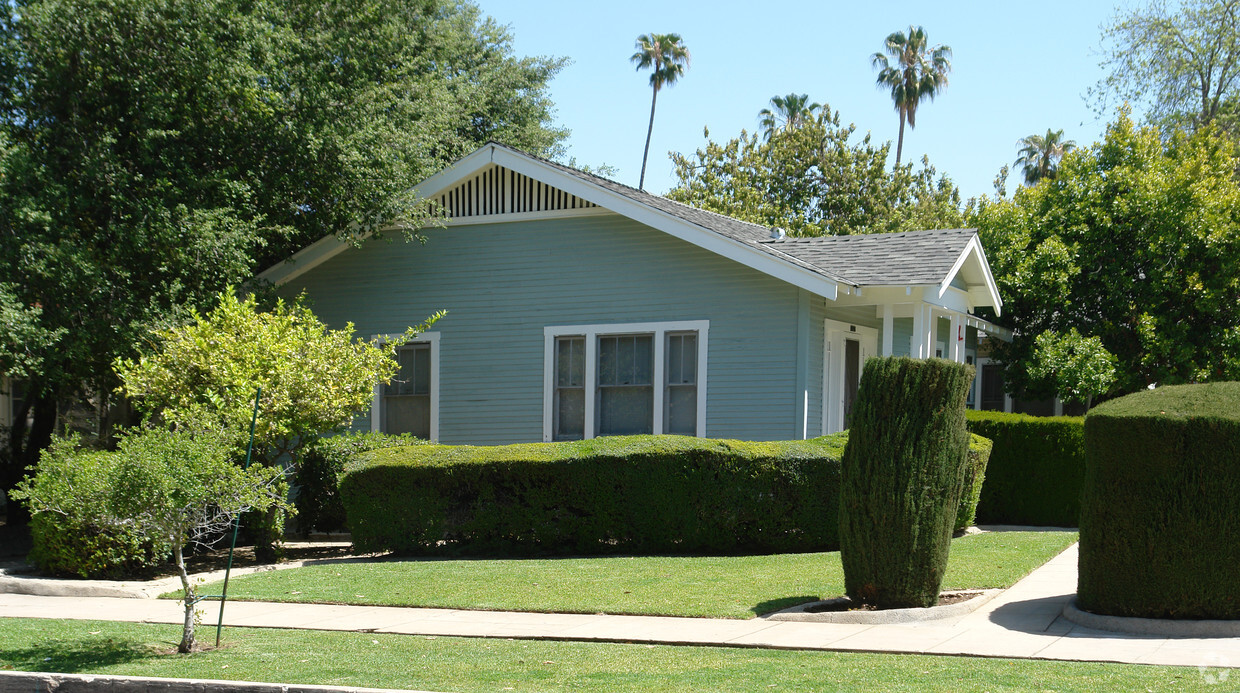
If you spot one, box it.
[938,235,1003,316]
[488,148,840,301]
[257,233,357,286]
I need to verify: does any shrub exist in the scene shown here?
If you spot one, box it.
[956,434,994,532]
[965,411,1085,526]
[1078,382,1240,620]
[295,431,426,535]
[16,439,171,578]
[839,357,975,609]
[339,434,848,556]
[13,427,288,587]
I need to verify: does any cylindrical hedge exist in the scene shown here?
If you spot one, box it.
[839,356,975,609]
[966,411,1085,526]
[1079,382,1240,619]
[339,434,847,556]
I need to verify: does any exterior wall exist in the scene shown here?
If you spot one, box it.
[891,317,913,357]
[278,213,807,444]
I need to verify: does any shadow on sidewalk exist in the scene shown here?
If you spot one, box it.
[986,594,1074,633]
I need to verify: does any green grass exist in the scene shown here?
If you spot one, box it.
[0,617,1213,692]
[173,531,1077,619]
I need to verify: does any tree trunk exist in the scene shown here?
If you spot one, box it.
[639,85,658,190]
[895,112,906,167]
[4,392,57,525]
[176,543,196,653]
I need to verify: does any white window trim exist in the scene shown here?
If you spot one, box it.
[543,320,709,442]
[371,331,440,442]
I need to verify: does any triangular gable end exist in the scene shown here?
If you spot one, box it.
[435,164,598,219]
[937,234,1003,316]
[260,143,841,299]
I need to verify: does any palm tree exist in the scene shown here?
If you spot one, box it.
[631,33,690,190]
[871,26,952,167]
[758,93,822,140]
[1015,129,1076,185]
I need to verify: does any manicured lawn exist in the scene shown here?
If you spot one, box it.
[0,617,1211,692]
[174,531,1077,619]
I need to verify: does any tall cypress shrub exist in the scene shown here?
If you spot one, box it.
[839,356,975,608]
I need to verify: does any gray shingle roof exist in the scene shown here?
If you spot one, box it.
[499,143,976,288]
[761,229,978,286]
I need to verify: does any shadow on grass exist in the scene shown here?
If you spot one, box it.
[751,595,822,617]
[1,637,165,673]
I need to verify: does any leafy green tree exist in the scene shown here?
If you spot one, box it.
[871,26,952,166]
[758,93,821,141]
[668,104,964,236]
[1093,0,1240,132]
[974,111,1240,398]
[1026,329,1118,409]
[116,290,440,469]
[1014,129,1076,186]
[12,425,289,653]
[0,0,564,519]
[631,33,690,190]
[0,284,61,383]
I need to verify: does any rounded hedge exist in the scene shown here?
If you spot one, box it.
[1079,382,1240,619]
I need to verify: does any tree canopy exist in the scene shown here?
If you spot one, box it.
[1093,0,1240,133]
[1014,129,1076,186]
[631,33,690,190]
[973,112,1240,399]
[871,26,952,166]
[116,290,440,468]
[668,104,965,237]
[0,0,565,512]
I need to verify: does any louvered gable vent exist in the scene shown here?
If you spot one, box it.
[436,165,597,218]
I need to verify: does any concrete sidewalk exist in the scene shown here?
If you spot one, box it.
[2,544,1238,671]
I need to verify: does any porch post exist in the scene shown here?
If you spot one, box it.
[911,303,925,358]
[881,304,894,356]
[926,307,938,359]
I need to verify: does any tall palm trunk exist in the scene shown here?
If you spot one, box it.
[895,110,906,167]
[639,85,658,190]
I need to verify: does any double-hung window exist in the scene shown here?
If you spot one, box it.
[545,321,707,441]
[372,333,439,441]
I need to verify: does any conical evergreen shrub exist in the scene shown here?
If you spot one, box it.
[839,356,975,608]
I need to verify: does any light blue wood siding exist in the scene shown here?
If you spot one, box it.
[892,318,913,357]
[279,213,807,443]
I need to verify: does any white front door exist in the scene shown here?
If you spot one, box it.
[823,320,879,434]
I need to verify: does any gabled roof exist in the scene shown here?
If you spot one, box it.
[259,142,1002,313]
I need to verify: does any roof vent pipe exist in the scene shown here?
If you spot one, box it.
[770,227,787,240]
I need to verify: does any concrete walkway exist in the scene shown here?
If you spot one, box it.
[2,544,1238,671]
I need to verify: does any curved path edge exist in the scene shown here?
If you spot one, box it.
[1062,597,1240,638]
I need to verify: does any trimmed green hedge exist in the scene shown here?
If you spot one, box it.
[339,434,847,556]
[839,356,976,608]
[294,432,427,535]
[957,434,994,532]
[1079,382,1240,620]
[965,411,1085,526]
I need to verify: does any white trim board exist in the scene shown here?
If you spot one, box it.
[542,320,709,442]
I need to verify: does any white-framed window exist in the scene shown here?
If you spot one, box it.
[544,321,708,441]
[371,332,439,441]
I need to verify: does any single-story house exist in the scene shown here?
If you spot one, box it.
[259,143,1011,444]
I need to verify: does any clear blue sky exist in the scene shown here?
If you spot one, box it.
[481,0,1133,202]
